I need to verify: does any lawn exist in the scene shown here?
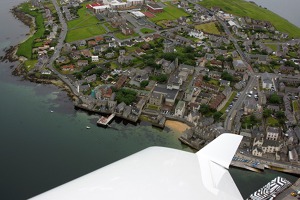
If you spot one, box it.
[266,117,279,127]
[66,24,106,42]
[199,0,300,38]
[16,3,45,59]
[24,59,38,71]
[208,79,220,86]
[67,2,99,29]
[195,22,222,35]
[220,91,237,113]
[104,22,118,32]
[66,2,106,42]
[265,43,278,51]
[293,100,299,112]
[150,3,189,22]
[140,28,155,34]
[114,32,139,40]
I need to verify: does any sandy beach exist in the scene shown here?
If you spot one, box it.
[165,120,190,133]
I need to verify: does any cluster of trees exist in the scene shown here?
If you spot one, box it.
[150,74,168,83]
[221,71,234,82]
[263,108,285,125]
[199,104,223,121]
[115,88,137,105]
[268,93,282,104]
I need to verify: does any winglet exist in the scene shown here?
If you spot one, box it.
[196,133,243,169]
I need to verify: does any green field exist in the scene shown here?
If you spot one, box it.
[266,116,279,126]
[220,91,236,113]
[114,32,139,40]
[66,24,106,42]
[150,3,189,22]
[66,2,106,42]
[199,0,300,38]
[293,100,299,111]
[195,22,222,35]
[16,3,45,59]
[140,28,155,34]
[24,59,38,71]
[104,22,118,32]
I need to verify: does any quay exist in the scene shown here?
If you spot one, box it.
[97,113,115,126]
[247,176,292,200]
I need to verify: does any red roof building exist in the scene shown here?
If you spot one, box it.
[147,3,163,13]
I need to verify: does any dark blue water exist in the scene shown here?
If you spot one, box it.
[0,0,298,199]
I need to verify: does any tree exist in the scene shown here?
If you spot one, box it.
[269,93,281,104]
[140,80,149,88]
[115,88,137,105]
[249,114,258,126]
[213,111,223,121]
[275,111,285,119]
[263,109,272,118]
[203,75,211,81]
[199,104,210,115]
[225,56,233,63]
[221,71,233,82]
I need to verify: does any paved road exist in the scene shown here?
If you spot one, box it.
[48,0,79,96]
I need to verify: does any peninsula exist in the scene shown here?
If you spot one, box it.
[7,0,300,176]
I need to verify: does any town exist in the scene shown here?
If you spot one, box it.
[14,0,300,176]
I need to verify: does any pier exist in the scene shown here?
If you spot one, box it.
[97,113,115,126]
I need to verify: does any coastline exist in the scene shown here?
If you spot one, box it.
[4,0,300,179]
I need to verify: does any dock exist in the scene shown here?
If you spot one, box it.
[97,113,115,126]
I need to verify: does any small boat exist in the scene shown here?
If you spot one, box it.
[50,110,54,113]
[86,126,91,129]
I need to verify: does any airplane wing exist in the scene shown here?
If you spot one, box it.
[30,133,243,200]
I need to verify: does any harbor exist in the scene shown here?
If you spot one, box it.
[97,113,115,126]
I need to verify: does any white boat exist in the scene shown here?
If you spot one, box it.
[86,126,91,129]
[50,110,54,113]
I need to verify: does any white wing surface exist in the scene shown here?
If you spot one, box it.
[30,133,243,200]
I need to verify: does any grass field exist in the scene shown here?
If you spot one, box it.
[199,0,300,38]
[104,22,118,32]
[266,116,279,126]
[66,2,106,42]
[265,43,278,51]
[24,59,38,71]
[150,3,189,22]
[293,100,299,111]
[114,32,139,40]
[220,91,237,113]
[66,24,106,42]
[140,28,155,34]
[195,22,222,35]
[16,3,45,59]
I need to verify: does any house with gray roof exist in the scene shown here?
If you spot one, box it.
[233,60,247,72]
[261,72,274,89]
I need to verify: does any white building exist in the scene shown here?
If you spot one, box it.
[261,72,274,89]
[175,100,186,117]
[188,30,205,39]
[92,56,99,62]
[93,5,110,13]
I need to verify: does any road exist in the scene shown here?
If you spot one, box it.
[48,0,79,96]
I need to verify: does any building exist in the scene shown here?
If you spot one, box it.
[261,72,274,89]
[152,86,179,106]
[175,101,186,117]
[131,11,145,19]
[147,3,163,13]
[163,39,174,53]
[61,64,75,71]
[266,126,280,141]
[92,56,99,62]
[149,92,163,106]
[233,60,247,72]
[120,25,134,35]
